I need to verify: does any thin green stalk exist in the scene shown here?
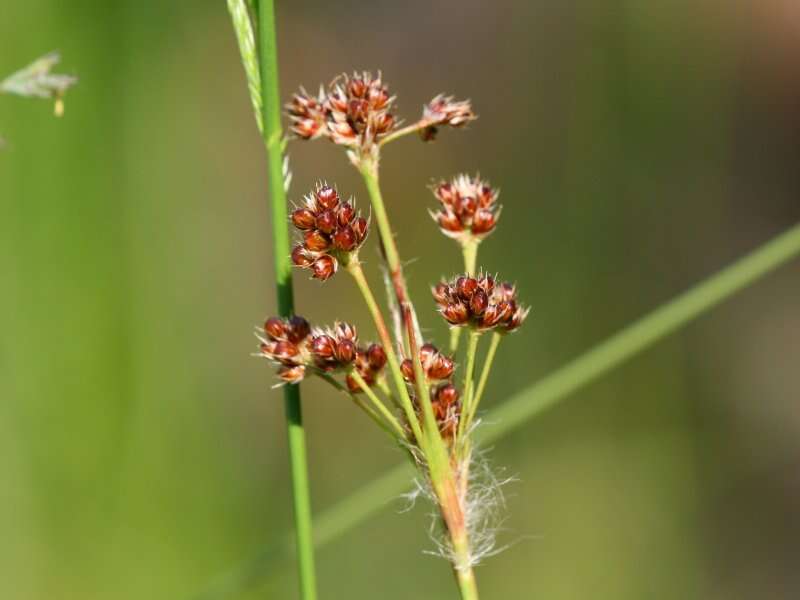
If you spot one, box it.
[455,567,480,600]
[347,369,407,439]
[346,259,423,444]
[257,1,317,598]
[456,330,480,441]
[316,371,396,439]
[450,240,479,353]
[467,331,502,430]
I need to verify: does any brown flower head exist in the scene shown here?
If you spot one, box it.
[286,72,396,153]
[433,273,530,333]
[290,183,369,281]
[420,94,476,141]
[400,343,455,383]
[308,321,386,392]
[256,315,313,384]
[286,86,328,140]
[430,174,500,242]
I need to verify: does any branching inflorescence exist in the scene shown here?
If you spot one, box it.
[258,71,527,600]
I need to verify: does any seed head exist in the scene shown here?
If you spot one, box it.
[420,94,476,141]
[286,87,328,140]
[286,72,397,153]
[257,315,314,384]
[290,183,369,281]
[430,174,500,243]
[401,343,455,383]
[433,273,530,333]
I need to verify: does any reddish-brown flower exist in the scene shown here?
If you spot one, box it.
[307,321,386,392]
[430,174,500,242]
[286,72,397,151]
[433,273,530,333]
[401,343,455,383]
[286,87,328,140]
[256,315,314,384]
[420,94,476,141]
[290,183,369,281]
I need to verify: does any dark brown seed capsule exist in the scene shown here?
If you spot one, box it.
[272,340,299,364]
[287,316,310,343]
[333,226,357,251]
[437,211,462,232]
[316,185,339,210]
[315,210,338,234]
[470,288,489,315]
[291,208,317,230]
[311,334,337,360]
[434,383,460,406]
[400,359,415,382]
[311,255,337,280]
[291,245,314,267]
[337,202,355,225]
[264,317,287,340]
[442,302,470,325]
[428,354,454,380]
[335,339,356,363]
[351,217,368,242]
[432,282,451,305]
[366,343,387,370]
[304,229,330,252]
[456,276,478,299]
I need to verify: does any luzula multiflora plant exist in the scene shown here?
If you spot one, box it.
[257,72,527,599]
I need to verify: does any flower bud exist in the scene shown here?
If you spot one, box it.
[291,208,317,230]
[304,229,330,252]
[316,185,340,210]
[442,301,469,325]
[430,174,499,241]
[291,245,314,268]
[469,288,488,315]
[351,217,368,243]
[335,339,357,363]
[400,359,415,382]
[311,255,337,280]
[315,210,338,234]
[264,317,287,340]
[366,343,387,370]
[287,316,310,343]
[333,226,357,251]
[311,334,337,360]
[337,202,355,225]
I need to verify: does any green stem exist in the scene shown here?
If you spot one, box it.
[346,259,423,444]
[347,369,407,440]
[450,240,479,354]
[256,2,317,598]
[455,567,480,600]
[456,330,480,442]
[467,331,502,430]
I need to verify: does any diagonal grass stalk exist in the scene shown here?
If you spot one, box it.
[192,221,800,600]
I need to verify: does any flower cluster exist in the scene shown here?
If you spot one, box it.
[290,184,369,280]
[433,274,529,332]
[287,72,396,148]
[287,72,474,156]
[400,344,461,441]
[431,174,499,242]
[257,316,312,384]
[420,94,477,142]
[258,318,386,390]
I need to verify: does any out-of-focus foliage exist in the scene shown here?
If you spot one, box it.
[1,1,798,599]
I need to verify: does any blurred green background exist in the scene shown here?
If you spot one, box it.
[2,1,799,598]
